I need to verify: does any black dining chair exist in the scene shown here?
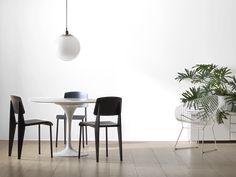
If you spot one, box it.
[78,97,122,162]
[9,95,53,159]
[55,91,88,148]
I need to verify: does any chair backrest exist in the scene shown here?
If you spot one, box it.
[10,95,25,124]
[175,95,220,124]
[64,91,88,108]
[94,97,122,116]
[64,91,88,99]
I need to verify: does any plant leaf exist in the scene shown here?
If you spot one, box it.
[175,68,196,82]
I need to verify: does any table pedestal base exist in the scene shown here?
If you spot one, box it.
[54,147,88,157]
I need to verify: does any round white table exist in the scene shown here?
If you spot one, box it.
[31,97,96,157]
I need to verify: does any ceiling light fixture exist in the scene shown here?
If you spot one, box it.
[56,0,80,61]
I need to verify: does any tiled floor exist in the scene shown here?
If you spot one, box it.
[1,140,236,177]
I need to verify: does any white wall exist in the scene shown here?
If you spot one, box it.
[1,0,236,141]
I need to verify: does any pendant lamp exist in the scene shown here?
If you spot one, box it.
[56,0,80,61]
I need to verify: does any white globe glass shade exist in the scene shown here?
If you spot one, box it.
[56,34,80,61]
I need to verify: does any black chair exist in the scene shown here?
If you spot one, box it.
[78,97,122,162]
[9,95,53,159]
[55,91,88,148]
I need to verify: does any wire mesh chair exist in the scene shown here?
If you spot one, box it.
[174,95,224,153]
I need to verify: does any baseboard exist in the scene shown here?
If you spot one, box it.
[197,140,236,143]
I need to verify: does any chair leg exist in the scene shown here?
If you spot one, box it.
[174,126,183,150]
[197,127,200,144]
[18,126,25,159]
[95,127,100,162]
[202,124,217,154]
[38,125,41,154]
[78,126,83,158]
[56,119,59,148]
[117,126,123,161]
[85,115,88,145]
[212,123,217,150]
[106,127,108,157]
[82,120,85,148]
[85,126,88,145]
[202,127,205,154]
[9,123,16,156]
[50,125,53,158]
[64,118,66,145]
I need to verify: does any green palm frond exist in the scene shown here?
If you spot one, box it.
[216,110,229,124]
[181,87,205,109]
[228,76,236,91]
[211,67,231,82]
[193,64,217,74]
[225,92,236,111]
[175,68,196,82]
[201,84,212,95]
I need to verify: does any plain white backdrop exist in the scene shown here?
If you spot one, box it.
[1,0,236,141]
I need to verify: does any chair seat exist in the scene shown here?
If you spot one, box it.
[56,114,85,120]
[80,121,118,127]
[17,119,53,126]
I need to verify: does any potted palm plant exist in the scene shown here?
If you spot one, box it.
[175,64,234,124]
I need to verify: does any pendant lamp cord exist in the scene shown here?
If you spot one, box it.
[65,0,69,35]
